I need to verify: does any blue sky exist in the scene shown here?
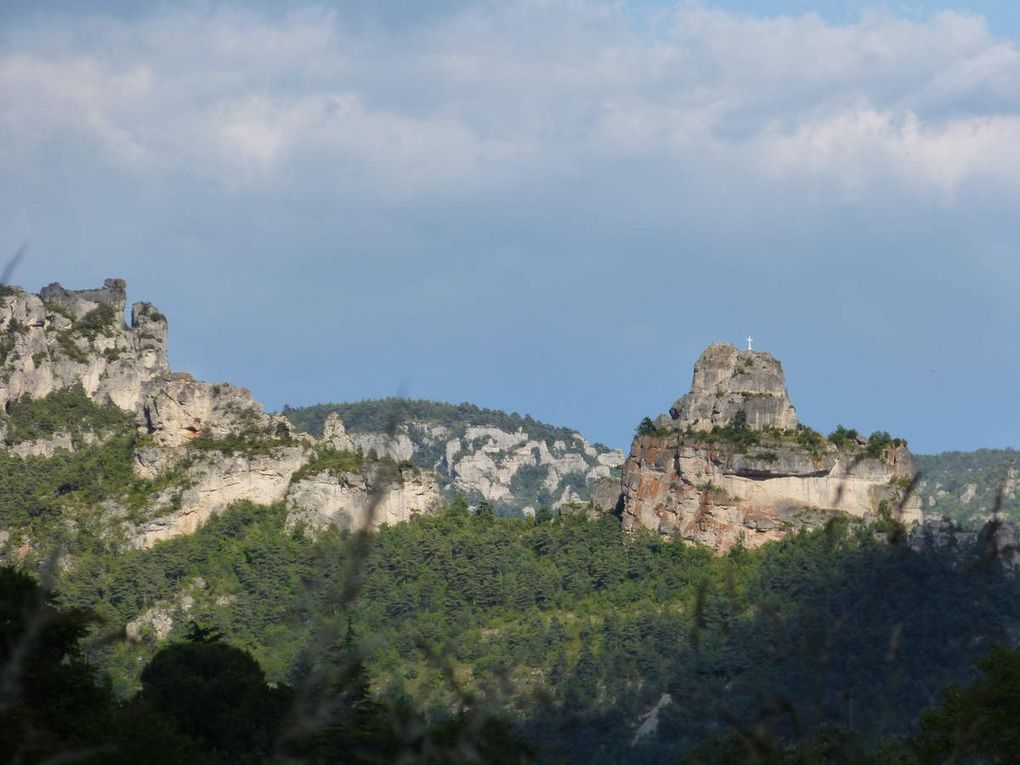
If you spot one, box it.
[2,1,1019,453]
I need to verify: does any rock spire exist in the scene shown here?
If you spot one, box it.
[660,343,798,432]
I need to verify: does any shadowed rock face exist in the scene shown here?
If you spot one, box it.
[663,343,798,432]
[617,343,922,552]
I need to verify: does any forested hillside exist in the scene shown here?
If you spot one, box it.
[916,449,1020,526]
[35,500,1020,762]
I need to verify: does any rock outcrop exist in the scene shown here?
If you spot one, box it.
[135,447,309,546]
[322,412,355,452]
[0,279,169,412]
[659,343,798,432]
[139,374,291,448]
[285,405,627,515]
[386,423,621,509]
[287,465,441,532]
[619,343,922,552]
[0,278,442,548]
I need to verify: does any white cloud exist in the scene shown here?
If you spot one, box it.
[1,2,1019,201]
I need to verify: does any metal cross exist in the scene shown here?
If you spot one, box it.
[746,336,754,351]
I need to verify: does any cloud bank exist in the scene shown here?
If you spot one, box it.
[1,1,1018,452]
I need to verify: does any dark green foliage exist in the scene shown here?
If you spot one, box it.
[826,426,906,458]
[509,463,554,507]
[188,432,294,457]
[55,329,88,361]
[636,417,656,437]
[290,448,365,483]
[913,645,1020,764]
[827,424,860,449]
[137,638,291,761]
[731,409,748,432]
[793,423,826,452]
[2,384,135,445]
[0,433,170,536]
[42,499,1020,762]
[75,303,119,339]
[283,397,596,447]
[135,303,166,323]
[0,567,114,763]
[865,430,897,458]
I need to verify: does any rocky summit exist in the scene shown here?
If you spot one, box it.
[612,343,922,552]
[657,343,798,432]
[0,279,440,554]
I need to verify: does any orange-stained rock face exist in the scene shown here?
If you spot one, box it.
[619,433,921,553]
[615,341,922,553]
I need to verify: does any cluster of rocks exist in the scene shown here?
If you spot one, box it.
[0,279,440,548]
[0,278,168,412]
[604,343,923,552]
[311,414,625,515]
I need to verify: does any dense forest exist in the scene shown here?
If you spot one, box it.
[2,498,1015,762]
[283,398,599,446]
[3,391,1020,761]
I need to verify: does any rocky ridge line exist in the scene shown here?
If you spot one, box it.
[0,279,440,550]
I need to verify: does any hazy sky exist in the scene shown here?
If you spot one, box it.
[2,1,1019,453]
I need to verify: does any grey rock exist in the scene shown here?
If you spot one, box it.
[138,375,285,448]
[668,343,798,432]
[0,279,169,413]
[617,343,921,552]
[322,412,355,451]
[286,465,441,532]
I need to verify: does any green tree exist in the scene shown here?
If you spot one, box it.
[0,566,114,763]
[135,632,291,761]
[914,645,1020,764]
[636,416,657,437]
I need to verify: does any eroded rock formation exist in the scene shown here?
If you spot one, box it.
[620,343,922,551]
[0,278,441,547]
[0,278,169,412]
[659,343,798,432]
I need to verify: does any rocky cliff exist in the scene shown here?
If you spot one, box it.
[615,344,922,551]
[661,343,798,432]
[284,400,626,516]
[0,279,439,552]
[0,278,169,412]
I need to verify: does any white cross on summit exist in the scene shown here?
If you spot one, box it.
[746,336,754,351]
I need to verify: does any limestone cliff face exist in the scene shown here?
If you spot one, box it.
[620,435,920,550]
[0,278,441,548]
[287,466,441,532]
[301,411,627,515]
[661,343,797,432]
[139,373,292,448]
[619,343,922,551]
[135,447,309,546]
[134,446,441,548]
[0,279,169,412]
